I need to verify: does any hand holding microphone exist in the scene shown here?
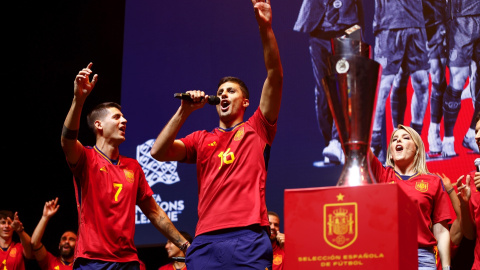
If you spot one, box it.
[175,92,220,105]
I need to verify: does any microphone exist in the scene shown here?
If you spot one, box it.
[475,158,480,191]
[174,93,220,105]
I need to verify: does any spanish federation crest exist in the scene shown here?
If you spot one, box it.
[123,169,135,183]
[234,127,245,141]
[324,202,357,249]
[10,247,17,257]
[273,254,283,265]
[415,180,428,192]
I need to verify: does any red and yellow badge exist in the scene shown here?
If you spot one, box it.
[234,127,245,141]
[10,247,17,257]
[324,202,357,250]
[415,180,428,192]
[273,254,283,265]
[123,169,135,183]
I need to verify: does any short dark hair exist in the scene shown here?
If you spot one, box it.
[0,210,13,220]
[267,211,279,219]
[217,76,249,99]
[180,231,193,244]
[86,102,122,134]
[476,110,480,124]
[63,230,78,237]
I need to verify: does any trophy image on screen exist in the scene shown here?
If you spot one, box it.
[321,26,382,186]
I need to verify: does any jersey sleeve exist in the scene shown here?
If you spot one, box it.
[370,154,388,183]
[179,131,202,164]
[432,175,453,224]
[247,107,277,146]
[36,251,56,270]
[68,146,87,183]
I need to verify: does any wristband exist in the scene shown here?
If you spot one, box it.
[33,244,44,252]
[442,266,450,270]
[179,241,190,252]
[447,187,455,194]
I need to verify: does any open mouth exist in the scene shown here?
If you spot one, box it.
[221,100,230,111]
[395,145,403,152]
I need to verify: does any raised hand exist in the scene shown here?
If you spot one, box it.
[438,173,454,191]
[456,175,471,204]
[276,230,285,249]
[252,0,272,28]
[74,62,98,100]
[10,212,24,233]
[43,197,60,219]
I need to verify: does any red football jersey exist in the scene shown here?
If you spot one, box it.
[370,156,453,247]
[271,241,285,270]
[467,171,480,270]
[70,146,153,263]
[0,242,24,270]
[180,107,277,236]
[158,262,186,270]
[37,252,72,270]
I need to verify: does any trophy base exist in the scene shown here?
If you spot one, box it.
[284,184,418,269]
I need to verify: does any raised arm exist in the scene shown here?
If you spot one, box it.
[457,174,476,240]
[138,196,189,251]
[439,173,463,245]
[253,0,283,124]
[10,212,33,260]
[31,198,60,262]
[61,63,98,165]
[150,90,207,161]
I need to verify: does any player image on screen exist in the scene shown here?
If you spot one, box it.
[371,0,430,164]
[293,0,364,166]
[386,0,449,156]
[442,0,480,157]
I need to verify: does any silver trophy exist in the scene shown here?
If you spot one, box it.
[321,26,382,186]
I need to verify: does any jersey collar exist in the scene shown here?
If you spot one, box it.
[94,145,120,165]
[217,122,245,132]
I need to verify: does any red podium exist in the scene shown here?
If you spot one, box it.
[284,183,418,269]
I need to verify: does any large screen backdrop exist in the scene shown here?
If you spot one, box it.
[120,0,477,246]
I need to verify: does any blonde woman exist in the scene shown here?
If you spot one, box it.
[369,125,452,270]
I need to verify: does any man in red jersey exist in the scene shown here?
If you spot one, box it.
[31,198,76,270]
[158,231,192,270]
[268,211,285,270]
[61,63,189,270]
[456,112,480,269]
[0,211,32,270]
[150,0,283,268]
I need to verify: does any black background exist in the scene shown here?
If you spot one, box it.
[5,1,168,269]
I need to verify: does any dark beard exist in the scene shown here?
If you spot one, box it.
[59,245,74,258]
